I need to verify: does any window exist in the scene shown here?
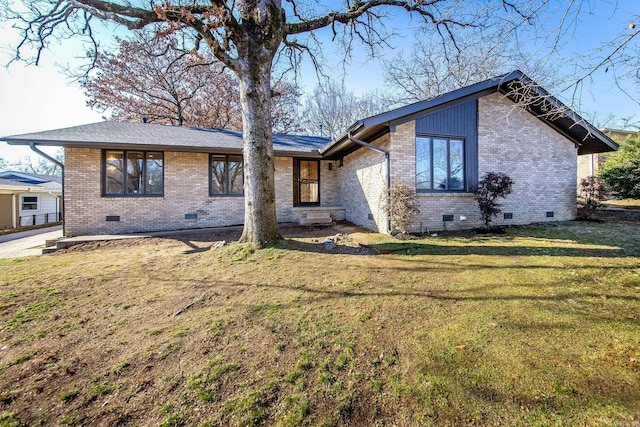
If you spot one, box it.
[104,150,163,196]
[210,155,243,196]
[416,136,465,191]
[22,196,38,210]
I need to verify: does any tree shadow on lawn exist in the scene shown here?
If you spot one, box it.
[339,258,640,273]
[157,220,640,258]
[279,239,631,258]
[161,274,640,328]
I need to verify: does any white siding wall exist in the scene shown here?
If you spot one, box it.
[18,193,60,226]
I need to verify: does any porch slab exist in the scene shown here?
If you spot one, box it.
[291,206,346,225]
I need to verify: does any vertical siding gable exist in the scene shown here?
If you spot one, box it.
[413,99,478,189]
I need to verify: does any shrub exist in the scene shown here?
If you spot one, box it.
[382,184,420,234]
[599,132,640,199]
[471,172,513,230]
[577,175,606,219]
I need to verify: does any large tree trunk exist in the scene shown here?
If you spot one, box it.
[237,58,282,247]
[231,0,286,247]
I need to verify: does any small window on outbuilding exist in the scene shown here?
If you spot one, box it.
[22,196,38,211]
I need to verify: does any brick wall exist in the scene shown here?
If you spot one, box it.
[64,148,294,236]
[320,160,340,207]
[336,134,389,232]
[64,92,578,236]
[274,157,293,222]
[386,93,577,232]
[477,93,577,226]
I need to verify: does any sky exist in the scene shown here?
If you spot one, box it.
[0,0,638,163]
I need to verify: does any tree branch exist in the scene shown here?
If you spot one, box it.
[285,0,452,35]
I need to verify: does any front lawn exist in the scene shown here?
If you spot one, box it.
[603,199,640,210]
[0,220,639,426]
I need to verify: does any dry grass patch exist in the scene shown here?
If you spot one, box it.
[603,199,640,209]
[0,220,639,426]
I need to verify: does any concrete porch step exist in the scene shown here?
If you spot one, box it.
[291,206,346,226]
[305,211,333,219]
[299,217,333,226]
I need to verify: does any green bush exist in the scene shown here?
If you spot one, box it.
[599,132,640,199]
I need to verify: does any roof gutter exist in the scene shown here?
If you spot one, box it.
[28,142,65,236]
[347,131,391,233]
[319,122,365,156]
[29,143,64,169]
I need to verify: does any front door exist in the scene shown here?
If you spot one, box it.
[294,159,320,206]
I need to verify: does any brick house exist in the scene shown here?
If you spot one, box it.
[2,71,617,236]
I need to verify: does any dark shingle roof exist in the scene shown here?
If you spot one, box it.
[1,122,329,157]
[321,70,618,157]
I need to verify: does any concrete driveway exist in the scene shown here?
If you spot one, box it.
[0,226,63,259]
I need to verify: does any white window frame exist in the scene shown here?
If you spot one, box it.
[21,196,39,211]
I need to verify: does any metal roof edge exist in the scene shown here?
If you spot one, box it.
[6,139,324,158]
[500,77,619,151]
[318,71,525,156]
[319,121,365,155]
[360,70,524,130]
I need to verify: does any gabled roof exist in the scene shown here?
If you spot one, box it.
[1,121,330,158]
[1,71,617,161]
[0,171,61,185]
[0,171,62,192]
[321,70,618,158]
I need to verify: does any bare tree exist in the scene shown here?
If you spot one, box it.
[83,32,301,132]
[383,29,564,104]
[271,80,303,134]
[562,21,640,109]
[301,80,386,139]
[6,0,572,247]
[9,149,64,176]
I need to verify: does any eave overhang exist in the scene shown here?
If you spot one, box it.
[3,136,323,159]
[320,70,618,158]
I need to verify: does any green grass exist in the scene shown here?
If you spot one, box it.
[11,350,38,365]
[57,391,79,402]
[2,298,60,333]
[0,220,638,425]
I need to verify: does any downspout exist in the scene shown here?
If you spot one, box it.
[347,131,391,233]
[28,142,65,236]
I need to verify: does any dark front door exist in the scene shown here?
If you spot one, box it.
[294,159,320,206]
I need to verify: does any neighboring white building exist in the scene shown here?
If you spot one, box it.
[0,171,62,229]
